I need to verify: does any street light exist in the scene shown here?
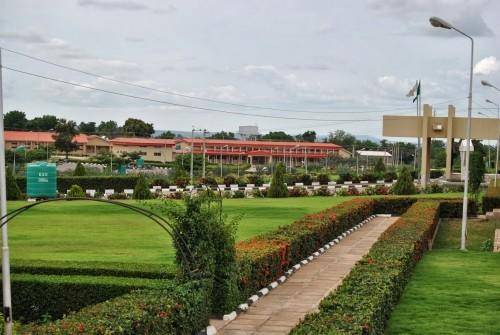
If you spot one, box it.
[481,80,500,91]
[430,16,474,251]
[485,99,500,186]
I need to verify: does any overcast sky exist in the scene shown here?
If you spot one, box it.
[1,0,499,137]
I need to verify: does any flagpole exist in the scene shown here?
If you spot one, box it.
[417,80,421,182]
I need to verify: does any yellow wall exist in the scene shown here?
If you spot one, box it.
[111,144,173,162]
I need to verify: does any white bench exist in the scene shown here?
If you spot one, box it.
[186,185,195,191]
[86,189,96,197]
[311,182,320,186]
[104,189,115,197]
[376,180,385,185]
[218,185,227,190]
[263,183,270,188]
[295,182,304,187]
[328,181,337,186]
[169,186,178,191]
[360,180,369,184]
[152,185,162,190]
[344,181,352,185]
[124,189,134,196]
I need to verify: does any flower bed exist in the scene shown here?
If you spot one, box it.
[290,200,441,334]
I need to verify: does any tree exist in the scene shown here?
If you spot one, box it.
[209,131,235,140]
[6,167,22,200]
[157,131,176,139]
[391,166,416,195]
[261,131,294,142]
[67,185,85,197]
[74,162,86,176]
[297,130,316,142]
[327,130,356,147]
[53,119,79,159]
[79,122,96,134]
[469,150,486,197]
[26,115,58,131]
[4,110,28,130]
[133,174,151,199]
[373,158,386,177]
[123,118,154,137]
[268,163,288,198]
[97,120,119,138]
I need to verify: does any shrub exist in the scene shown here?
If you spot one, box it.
[313,186,330,197]
[288,186,309,197]
[67,184,85,197]
[336,169,353,183]
[391,167,416,195]
[291,200,441,335]
[152,196,240,316]
[430,169,444,179]
[174,177,189,188]
[246,174,264,186]
[373,157,386,178]
[299,173,313,186]
[422,183,444,194]
[133,174,151,200]
[224,174,237,186]
[19,280,210,335]
[107,192,128,200]
[384,170,398,182]
[3,273,164,323]
[73,162,86,176]
[252,188,266,198]
[268,163,288,198]
[16,176,140,193]
[317,173,330,185]
[236,198,375,299]
[375,185,390,195]
[469,150,486,197]
[360,172,377,183]
[6,167,22,200]
[232,190,246,198]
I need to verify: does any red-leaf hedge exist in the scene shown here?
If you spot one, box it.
[290,200,441,334]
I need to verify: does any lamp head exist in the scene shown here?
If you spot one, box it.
[429,16,453,29]
[481,80,493,87]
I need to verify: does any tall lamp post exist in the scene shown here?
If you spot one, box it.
[220,144,229,177]
[482,80,500,187]
[485,99,500,186]
[430,16,474,251]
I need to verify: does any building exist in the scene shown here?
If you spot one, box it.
[4,131,89,156]
[175,138,349,166]
[109,137,176,163]
[3,130,349,165]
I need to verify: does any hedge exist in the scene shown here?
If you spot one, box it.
[16,176,140,193]
[16,280,209,335]
[482,182,500,213]
[290,200,441,334]
[10,259,176,279]
[235,198,380,300]
[2,273,166,323]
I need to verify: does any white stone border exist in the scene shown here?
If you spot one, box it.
[197,214,381,334]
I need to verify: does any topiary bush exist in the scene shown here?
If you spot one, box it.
[316,173,330,185]
[133,174,151,200]
[73,162,86,176]
[67,184,85,197]
[6,167,22,200]
[392,166,416,195]
[268,163,288,198]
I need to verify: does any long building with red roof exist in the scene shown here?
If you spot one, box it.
[4,130,349,165]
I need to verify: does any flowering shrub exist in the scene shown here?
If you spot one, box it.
[288,186,309,197]
[291,200,441,335]
[313,186,330,197]
[236,198,375,299]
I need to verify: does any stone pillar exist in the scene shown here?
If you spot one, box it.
[420,104,432,187]
[445,105,455,180]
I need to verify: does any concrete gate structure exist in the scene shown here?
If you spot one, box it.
[383,104,500,187]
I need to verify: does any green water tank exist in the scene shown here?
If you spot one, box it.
[26,162,57,198]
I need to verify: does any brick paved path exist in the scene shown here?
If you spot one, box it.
[213,216,398,335]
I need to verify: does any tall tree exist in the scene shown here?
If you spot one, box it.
[97,120,119,138]
[296,130,316,142]
[327,130,356,148]
[469,150,486,198]
[261,131,294,141]
[209,131,235,140]
[157,131,176,139]
[79,121,96,134]
[27,115,59,131]
[123,118,154,137]
[4,110,28,130]
[53,119,79,159]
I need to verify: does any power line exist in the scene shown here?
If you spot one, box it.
[0,46,465,115]
[3,65,387,122]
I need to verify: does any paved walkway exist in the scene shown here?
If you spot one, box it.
[213,216,398,335]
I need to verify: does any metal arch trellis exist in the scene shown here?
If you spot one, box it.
[0,197,199,276]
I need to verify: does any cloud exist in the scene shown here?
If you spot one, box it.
[78,0,176,14]
[474,56,500,75]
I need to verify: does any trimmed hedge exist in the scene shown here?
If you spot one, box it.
[2,273,166,323]
[482,182,500,213]
[10,259,176,279]
[290,200,441,334]
[16,176,140,193]
[236,198,378,299]
[18,280,209,335]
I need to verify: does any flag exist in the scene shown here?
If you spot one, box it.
[412,81,421,103]
[406,81,419,97]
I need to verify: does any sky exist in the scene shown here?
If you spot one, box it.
[1,0,499,138]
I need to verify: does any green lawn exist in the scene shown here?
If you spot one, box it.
[387,219,500,335]
[5,197,350,265]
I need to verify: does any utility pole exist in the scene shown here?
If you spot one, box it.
[0,48,13,335]
[190,127,195,185]
[202,129,207,178]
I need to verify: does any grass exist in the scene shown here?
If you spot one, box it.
[387,218,500,334]
[6,197,350,266]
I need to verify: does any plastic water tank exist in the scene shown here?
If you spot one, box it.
[26,162,57,198]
